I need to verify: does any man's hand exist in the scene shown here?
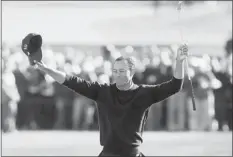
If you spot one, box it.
[33,60,47,71]
[173,44,188,79]
[32,60,66,84]
[176,44,189,62]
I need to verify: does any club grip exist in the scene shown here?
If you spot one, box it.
[189,79,196,111]
[191,94,196,111]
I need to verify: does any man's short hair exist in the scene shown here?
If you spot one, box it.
[115,56,136,72]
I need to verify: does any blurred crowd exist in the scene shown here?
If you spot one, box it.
[1,39,232,133]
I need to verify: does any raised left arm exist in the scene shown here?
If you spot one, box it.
[145,44,188,104]
[174,44,188,79]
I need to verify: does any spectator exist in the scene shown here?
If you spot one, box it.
[212,55,232,131]
[54,60,76,130]
[2,59,20,132]
[188,57,216,131]
[3,43,230,133]
[143,62,163,131]
[72,72,96,130]
[225,38,232,57]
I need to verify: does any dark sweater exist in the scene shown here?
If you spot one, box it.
[63,75,183,155]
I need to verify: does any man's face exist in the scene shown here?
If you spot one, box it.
[112,60,132,86]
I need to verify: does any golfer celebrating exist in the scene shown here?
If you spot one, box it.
[30,42,188,156]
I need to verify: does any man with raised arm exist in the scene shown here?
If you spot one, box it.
[23,34,188,156]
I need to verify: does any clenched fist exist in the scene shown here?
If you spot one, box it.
[33,60,47,71]
[176,44,189,62]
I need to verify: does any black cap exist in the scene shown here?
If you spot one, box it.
[21,33,42,56]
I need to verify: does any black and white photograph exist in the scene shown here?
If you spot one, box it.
[1,1,232,156]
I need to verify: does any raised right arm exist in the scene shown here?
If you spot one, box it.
[34,60,66,84]
[34,60,103,101]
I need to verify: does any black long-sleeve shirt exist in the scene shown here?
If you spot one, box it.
[62,75,183,155]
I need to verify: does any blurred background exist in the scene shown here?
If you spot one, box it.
[1,1,232,156]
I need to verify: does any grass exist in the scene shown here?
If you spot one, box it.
[2,131,232,156]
